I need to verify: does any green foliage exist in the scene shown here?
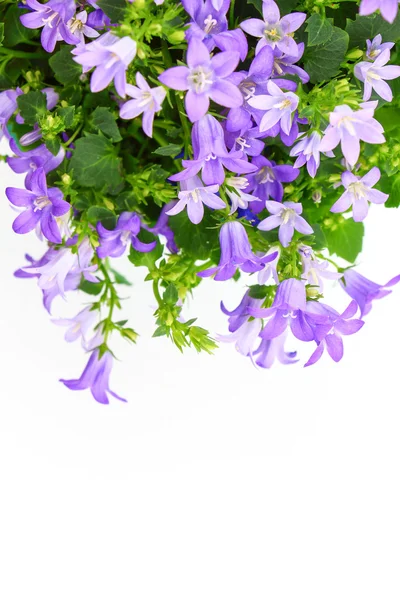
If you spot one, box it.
[346,13,400,48]
[306,14,333,47]
[49,46,82,85]
[304,27,349,83]
[70,134,123,189]
[87,206,117,230]
[91,107,122,142]
[0,23,4,46]
[128,232,163,270]
[153,143,182,156]
[169,211,218,260]
[3,5,35,47]
[97,0,126,23]
[17,91,47,126]
[325,218,364,263]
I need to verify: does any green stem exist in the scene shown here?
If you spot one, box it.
[99,262,117,344]
[64,123,83,147]
[0,47,47,59]
[153,280,163,306]
[229,0,236,29]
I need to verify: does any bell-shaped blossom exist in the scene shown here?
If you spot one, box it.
[166,176,225,224]
[299,245,342,292]
[158,38,242,122]
[304,300,364,366]
[221,290,263,332]
[248,278,328,342]
[169,115,257,185]
[219,291,264,356]
[6,168,70,244]
[290,131,324,178]
[7,140,65,187]
[66,10,99,43]
[224,125,267,157]
[61,349,127,405]
[244,156,300,204]
[248,80,299,134]
[355,49,400,101]
[257,246,280,285]
[319,102,385,168]
[120,73,166,137]
[272,44,309,83]
[197,221,275,280]
[72,32,137,97]
[87,8,111,30]
[53,306,97,345]
[20,0,78,52]
[258,201,313,247]
[182,0,248,60]
[240,0,306,56]
[359,0,399,23]
[252,332,298,368]
[0,88,23,136]
[366,34,394,60]
[225,176,261,214]
[341,269,400,317]
[144,203,179,254]
[331,167,388,221]
[97,212,156,259]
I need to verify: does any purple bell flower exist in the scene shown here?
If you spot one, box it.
[248,80,299,135]
[158,38,243,122]
[66,10,99,44]
[240,0,306,57]
[169,114,257,185]
[330,167,388,222]
[359,0,399,23]
[299,245,342,292]
[197,221,276,280]
[258,201,313,247]
[218,290,264,355]
[20,0,78,53]
[165,175,225,224]
[341,269,400,317]
[355,49,400,102]
[120,73,166,138]
[7,139,65,187]
[61,349,127,405]
[6,168,70,244]
[144,203,179,254]
[0,88,23,137]
[53,306,97,345]
[97,212,157,259]
[290,131,323,178]
[366,34,394,60]
[252,332,298,368]
[272,44,309,83]
[245,156,300,203]
[224,124,266,157]
[257,246,280,284]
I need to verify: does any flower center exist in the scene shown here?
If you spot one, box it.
[69,16,85,33]
[34,196,51,211]
[257,166,275,184]
[264,25,282,42]
[338,116,357,136]
[205,153,217,161]
[348,181,367,200]
[42,11,59,28]
[235,136,251,151]
[138,91,153,108]
[281,208,296,224]
[188,66,214,94]
[275,98,292,110]
[189,189,201,203]
[105,53,120,70]
[240,80,256,101]
[204,14,217,34]
[226,176,248,189]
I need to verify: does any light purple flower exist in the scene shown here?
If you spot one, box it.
[304,300,364,366]
[166,175,225,224]
[359,0,399,24]
[197,221,275,280]
[7,139,65,187]
[169,114,257,185]
[87,8,110,30]
[182,0,248,60]
[97,212,156,259]
[0,88,23,137]
[257,246,280,284]
[240,0,306,56]
[144,203,179,254]
[61,349,127,405]
[248,278,328,342]
[6,168,70,244]
[220,290,263,332]
[66,10,99,43]
[252,332,298,368]
[272,44,309,83]
[158,38,242,122]
[224,124,267,157]
[248,80,299,134]
[366,34,394,60]
[53,306,97,345]
[355,48,400,102]
[218,291,264,356]
[258,201,313,247]
[298,245,342,292]
[319,102,385,168]
[72,32,137,97]
[290,131,323,178]
[225,176,261,214]
[120,74,166,137]
[330,167,388,221]
[20,0,78,53]
[341,269,400,317]
[245,156,300,204]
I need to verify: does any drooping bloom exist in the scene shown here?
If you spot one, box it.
[319,102,385,168]
[304,300,364,366]
[61,350,127,405]
[7,140,65,187]
[252,332,298,368]
[197,221,276,280]
[218,290,264,356]
[299,245,342,292]
[359,0,399,24]
[53,306,97,345]
[6,168,70,244]
[341,269,400,317]
[66,10,100,43]
[290,131,324,178]
[119,73,166,137]
[258,201,313,247]
[240,0,306,56]
[244,156,300,203]
[158,38,242,122]
[182,0,248,60]
[365,34,394,61]
[272,44,309,83]
[248,80,299,134]
[257,246,280,285]
[20,0,78,52]
[72,32,137,97]
[169,114,257,185]
[224,124,267,157]
[97,212,156,259]
[355,49,400,102]
[0,88,23,137]
[248,278,328,342]
[330,167,388,221]
[225,176,261,214]
[165,176,225,224]
[144,203,179,254]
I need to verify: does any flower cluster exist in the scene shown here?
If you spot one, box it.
[1,0,400,403]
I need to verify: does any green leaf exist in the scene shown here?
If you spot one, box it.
[0,23,4,46]
[91,107,122,142]
[70,134,123,188]
[306,14,333,47]
[17,91,47,126]
[86,205,117,230]
[3,5,36,47]
[49,46,82,85]
[120,328,138,343]
[153,325,168,338]
[153,143,182,157]
[247,0,262,13]
[346,13,400,49]
[128,231,163,269]
[325,218,364,263]
[45,137,61,156]
[304,27,349,83]
[375,106,400,134]
[79,280,105,296]
[110,268,131,285]
[248,284,269,300]
[382,173,400,208]
[163,283,179,305]
[59,106,75,129]
[97,0,126,22]
[169,211,217,260]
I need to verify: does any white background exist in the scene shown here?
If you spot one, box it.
[1,139,400,599]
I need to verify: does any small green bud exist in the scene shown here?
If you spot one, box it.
[168,30,186,44]
[61,173,72,185]
[346,49,363,60]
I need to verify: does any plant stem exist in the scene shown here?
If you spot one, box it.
[64,123,83,147]
[0,47,47,59]
[229,0,236,29]
[153,279,163,306]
